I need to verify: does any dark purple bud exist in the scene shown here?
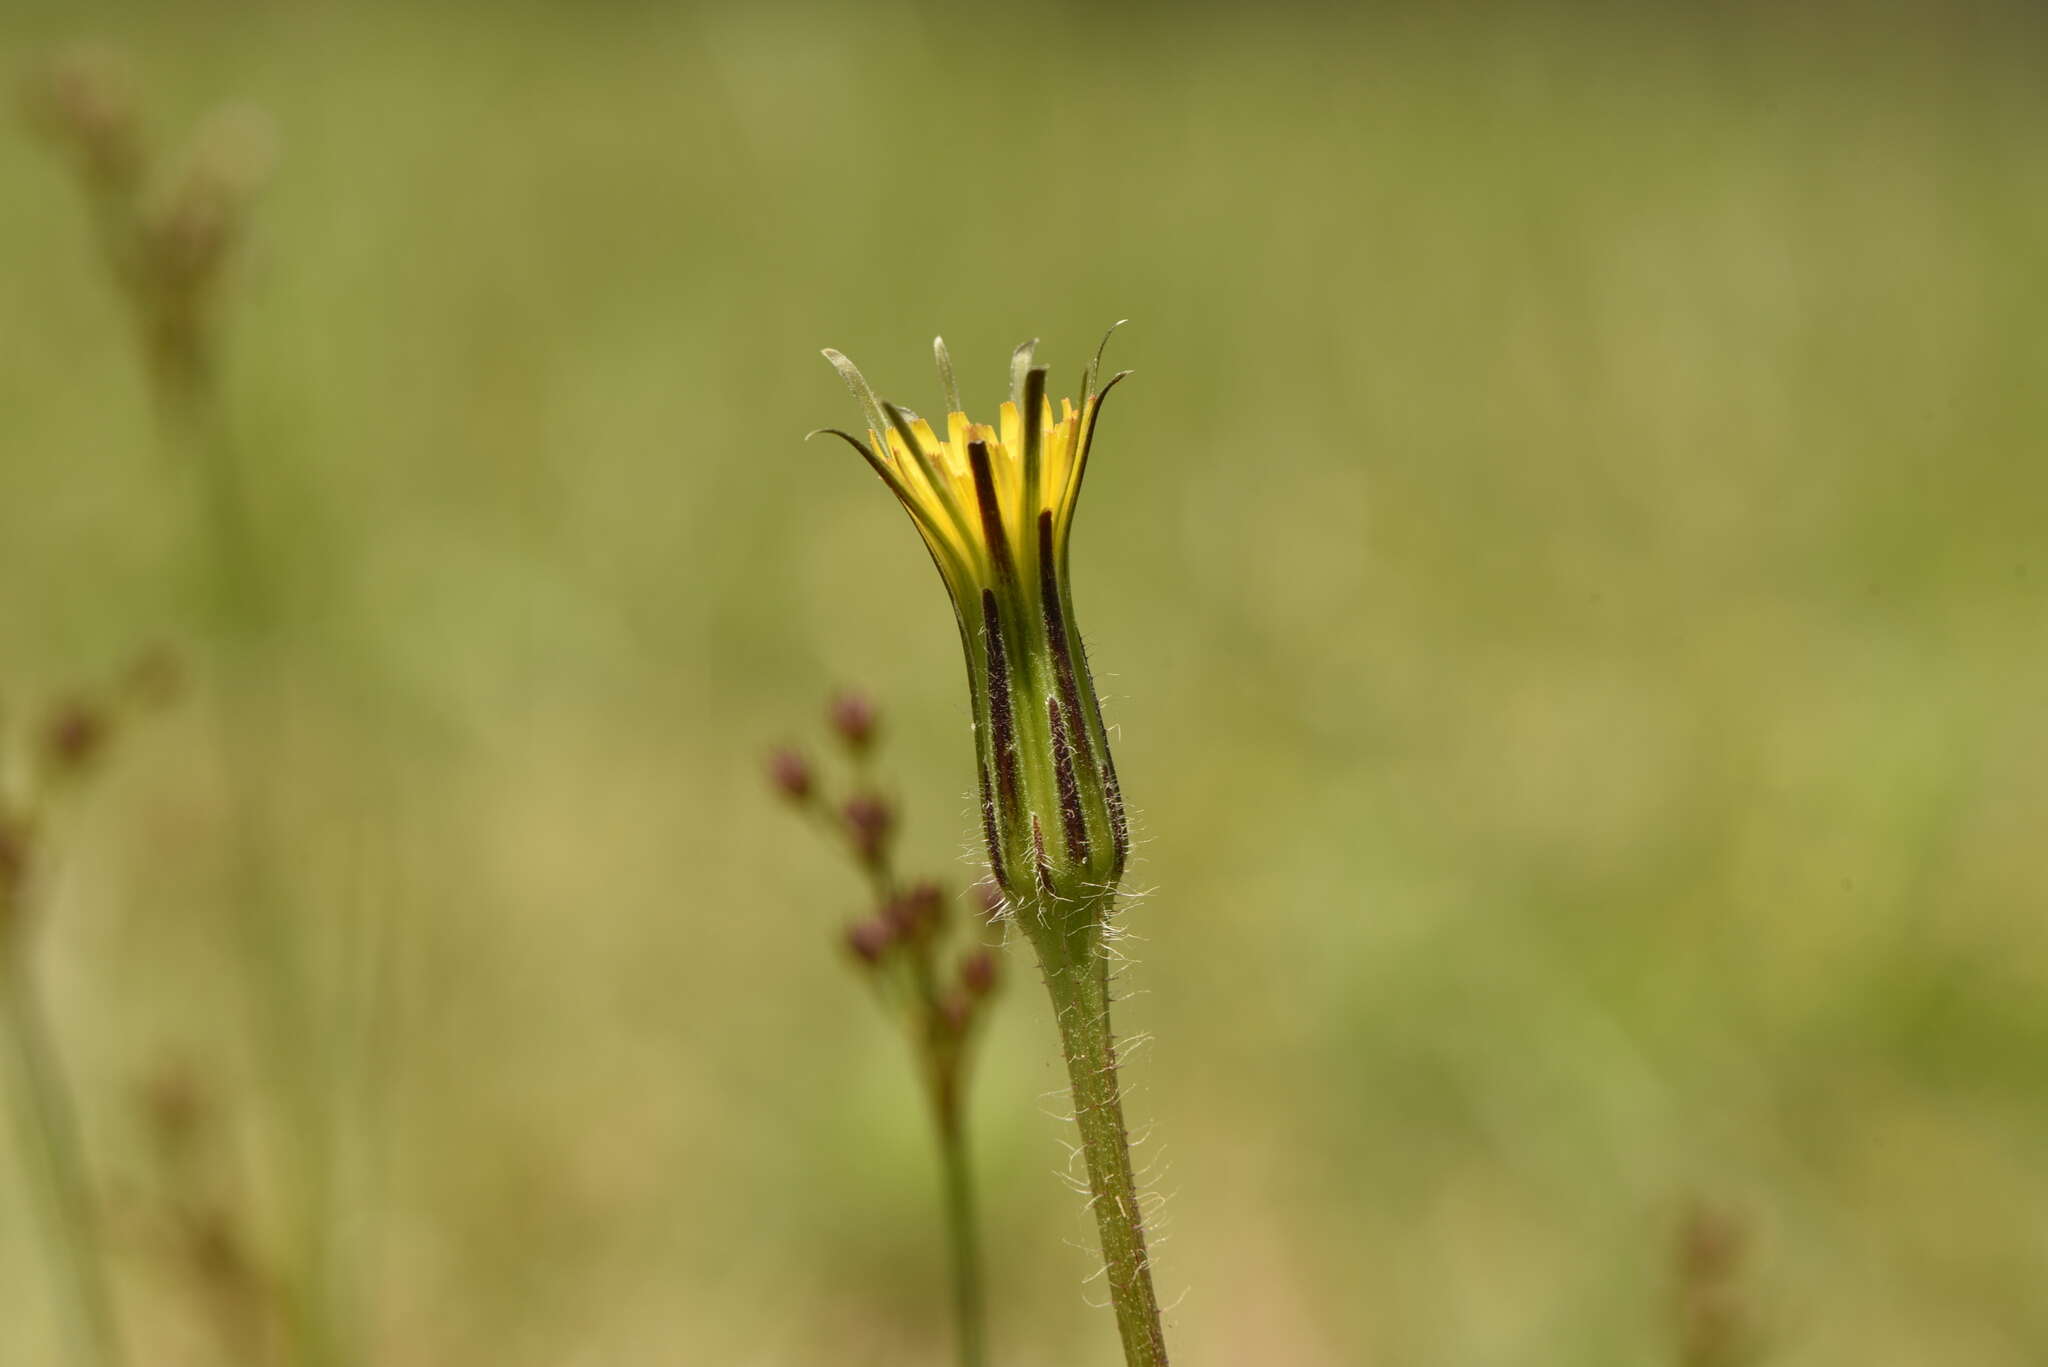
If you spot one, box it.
[767,748,813,803]
[827,690,879,754]
[841,792,893,866]
[884,880,944,938]
[960,949,999,997]
[43,699,109,776]
[844,918,893,965]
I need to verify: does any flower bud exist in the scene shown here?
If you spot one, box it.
[766,747,813,803]
[818,334,1132,922]
[827,690,879,754]
[844,918,894,965]
[959,948,999,998]
[42,697,110,778]
[841,792,893,867]
[884,880,943,939]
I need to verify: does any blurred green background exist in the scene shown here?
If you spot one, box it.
[3,1,2046,1363]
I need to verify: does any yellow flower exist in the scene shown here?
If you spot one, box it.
[814,330,1132,912]
[817,332,1127,607]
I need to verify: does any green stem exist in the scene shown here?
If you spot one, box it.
[931,1085,988,1367]
[3,964,126,1367]
[166,320,344,1367]
[907,927,986,1367]
[1036,927,1170,1367]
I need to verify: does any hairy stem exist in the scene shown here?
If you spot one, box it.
[3,965,125,1367]
[1037,929,1169,1367]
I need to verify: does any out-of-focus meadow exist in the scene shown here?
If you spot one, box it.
[3,1,2046,1363]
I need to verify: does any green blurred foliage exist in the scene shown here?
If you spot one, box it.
[2,1,2046,1363]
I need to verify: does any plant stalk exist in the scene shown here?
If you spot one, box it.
[162,314,346,1367]
[930,1084,988,1367]
[864,843,992,1367]
[3,964,126,1367]
[1036,924,1169,1367]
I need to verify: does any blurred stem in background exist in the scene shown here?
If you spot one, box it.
[134,1061,283,1367]
[770,691,1002,1367]
[818,336,1170,1366]
[3,958,125,1367]
[932,1096,984,1367]
[0,682,169,1365]
[23,48,350,1367]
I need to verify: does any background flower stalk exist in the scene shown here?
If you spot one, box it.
[26,53,351,1367]
[768,693,1004,1367]
[0,673,176,1367]
[817,331,1171,1367]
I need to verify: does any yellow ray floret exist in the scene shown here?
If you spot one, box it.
[870,397,1084,567]
[814,331,1129,600]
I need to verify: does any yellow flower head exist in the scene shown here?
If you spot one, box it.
[813,330,1133,911]
[813,328,1130,610]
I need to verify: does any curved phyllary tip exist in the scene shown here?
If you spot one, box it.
[822,348,890,445]
[1083,320,1129,401]
[933,335,963,415]
[804,425,875,455]
[1009,338,1039,411]
[1060,369,1134,530]
[809,426,912,505]
[812,426,978,599]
